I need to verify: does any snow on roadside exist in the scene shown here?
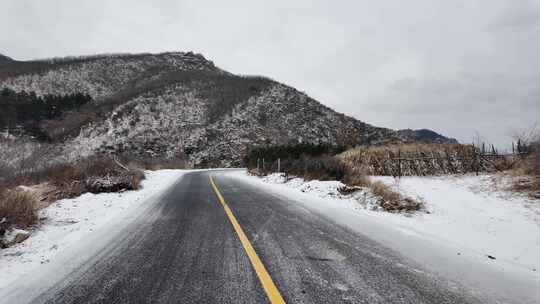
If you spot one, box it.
[0,169,187,289]
[261,173,383,210]
[371,174,540,273]
[252,172,540,273]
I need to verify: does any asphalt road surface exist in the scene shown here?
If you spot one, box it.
[31,170,483,304]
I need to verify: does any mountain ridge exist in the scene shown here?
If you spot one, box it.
[398,129,458,144]
[0,51,454,167]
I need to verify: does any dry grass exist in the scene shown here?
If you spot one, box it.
[0,189,39,228]
[342,165,371,187]
[512,152,540,197]
[0,142,152,245]
[342,167,422,212]
[1,155,146,200]
[130,170,145,190]
[339,143,478,176]
[132,157,187,170]
[47,156,145,198]
[524,152,540,176]
[0,155,146,242]
[340,143,473,158]
[509,125,539,197]
[280,157,422,212]
[370,181,401,203]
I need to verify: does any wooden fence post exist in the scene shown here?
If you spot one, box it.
[277,158,281,173]
[398,149,402,177]
[475,152,479,176]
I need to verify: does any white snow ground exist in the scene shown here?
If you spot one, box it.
[228,171,540,304]
[371,175,540,272]
[0,169,188,296]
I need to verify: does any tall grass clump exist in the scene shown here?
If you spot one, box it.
[512,151,540,197]
[0,189,39,228]
[340,166,421,211]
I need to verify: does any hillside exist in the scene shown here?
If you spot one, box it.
[0,51,435,167]
[0,54,13,63]
[397,129,458,144]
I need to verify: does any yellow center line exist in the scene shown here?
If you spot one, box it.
[209,175,286,304]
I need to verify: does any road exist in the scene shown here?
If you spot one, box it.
[31,170,482,303]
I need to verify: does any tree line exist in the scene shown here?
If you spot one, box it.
[0,88,92,139]
[245,143,346,167]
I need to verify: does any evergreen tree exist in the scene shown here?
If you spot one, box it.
[0,88,92,139]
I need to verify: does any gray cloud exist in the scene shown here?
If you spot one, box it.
[491,0,540,31]
[1,0,538,148]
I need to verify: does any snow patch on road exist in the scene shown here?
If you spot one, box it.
[0,169,188,291]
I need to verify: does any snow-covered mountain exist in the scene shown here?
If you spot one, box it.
[0,52,220,99]
[0,51,412,167]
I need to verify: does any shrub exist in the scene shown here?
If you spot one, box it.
[524,152,540,176]
[370,181,401,204]
[246,143,347,169]
[280,155,346,181]
[128,156,187,170]
[512,152,540,197]
[0,155,146,199]
[0,139,54,187]
[46,163,84,185]
[85,174,140,194]
[342,166,371,187]
[342,167,421,212]
[0,189,39,228]
[47,156,145,198]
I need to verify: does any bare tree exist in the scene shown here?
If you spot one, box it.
[512,123,539,153]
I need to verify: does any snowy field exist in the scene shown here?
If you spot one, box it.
[371,175,540,272]
[228,171,540,303]
[0,169,188,294]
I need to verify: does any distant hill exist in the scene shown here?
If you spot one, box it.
[0,51,454,167]
[0,54,14,63]
[398,129,458,144]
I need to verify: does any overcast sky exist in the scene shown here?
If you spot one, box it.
[1,0,539,148]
